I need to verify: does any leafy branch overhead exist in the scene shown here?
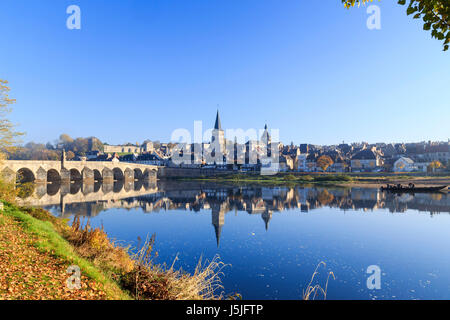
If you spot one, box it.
[342,0,450,51]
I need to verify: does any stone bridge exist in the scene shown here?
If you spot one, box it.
[0,158,160,184]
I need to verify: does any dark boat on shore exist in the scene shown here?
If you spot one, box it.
[380,184,448,193]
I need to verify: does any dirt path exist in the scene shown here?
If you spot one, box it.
[0,212,107,300]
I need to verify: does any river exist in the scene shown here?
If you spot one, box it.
[19,180,450,300]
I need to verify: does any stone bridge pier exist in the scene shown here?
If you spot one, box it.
[0,159,159,185]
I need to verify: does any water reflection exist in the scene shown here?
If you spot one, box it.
[20,181,450,246]
[19,179,159,215]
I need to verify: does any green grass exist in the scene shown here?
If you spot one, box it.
[175,172,450,186]
[2,202,131,300]
[1,202,227,300]
[177,173,355,186]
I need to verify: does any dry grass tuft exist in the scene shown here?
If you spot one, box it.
[122,235,227,300]
[303,261,335,300]
[66,216,135,274]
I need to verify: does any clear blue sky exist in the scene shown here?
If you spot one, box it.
[1,0,449,146]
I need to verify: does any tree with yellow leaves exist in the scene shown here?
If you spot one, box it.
[428,160,443,172]
[0,80,24,201]
[317,155,334,172]
[342,0,450,51]
[0,80,24,158]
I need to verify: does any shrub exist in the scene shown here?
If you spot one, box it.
[16,182,35,199]
[66,217,135,274]
[0,179,17,203]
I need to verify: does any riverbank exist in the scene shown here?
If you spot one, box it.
[171,173,450,189]
[0,201,226,300]
[0,202,128,299]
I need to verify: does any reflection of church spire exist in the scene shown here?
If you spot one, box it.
[213,224,223,247]
[212,203,226,247]
[261,210,272,231]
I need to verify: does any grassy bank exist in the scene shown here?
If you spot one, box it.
[0,202,128,299]
[175,173,354,186]
[0,201,226,300]
[173,172,450,187]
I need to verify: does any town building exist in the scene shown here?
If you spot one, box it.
[393,157,415,172]
[103,141,154,154]
[350,148,383,172]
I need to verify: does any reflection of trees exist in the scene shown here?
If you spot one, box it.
[17,182,35,199]
[24,180,450,218]
[431,193,443,201]
[317,190,334,206]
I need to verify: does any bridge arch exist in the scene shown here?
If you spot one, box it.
[134,179,144,191]
[113,180,124,193]
[17,168,35,184]
[47,182,60,196]
[70,181,81,194]
[47,169,61,183]
[133,168,143,180]
[113,168,124,181]
[93,169,102,182]
[70,169,82,182]
[93,180,101,193]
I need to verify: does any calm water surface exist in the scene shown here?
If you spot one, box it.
[22,180,450,300]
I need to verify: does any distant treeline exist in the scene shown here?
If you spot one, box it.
[7,134,103,160]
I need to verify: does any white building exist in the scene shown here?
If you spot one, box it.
[393,157,415,172]
[295,154,307,171]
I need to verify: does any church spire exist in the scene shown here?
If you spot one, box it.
[214,110,222,131]
[261,123,271,144]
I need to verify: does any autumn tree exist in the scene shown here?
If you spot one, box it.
[342,0,450,51]
[428,160,443,172]
[317,155,334,172]
[89,137,104,152]
[66,150,75,160]
[0,80,24,158]
[59,133,74,144]
[58,134,103,156]
[0,80,25,200]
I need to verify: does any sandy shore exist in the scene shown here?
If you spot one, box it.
[339,177,450,189]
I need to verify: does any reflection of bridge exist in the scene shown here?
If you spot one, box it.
[0,158,159,184]
[17,181,159,213]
